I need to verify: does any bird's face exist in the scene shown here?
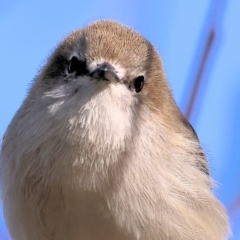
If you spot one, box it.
[42,21,152,104]
[26,21,172,153]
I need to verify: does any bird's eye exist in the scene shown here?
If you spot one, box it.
[68,56,87,75]
[133,76,144,93]
[68,56,79,73]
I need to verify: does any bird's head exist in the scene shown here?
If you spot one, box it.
[22,20,180,153]
[38,21,174,109]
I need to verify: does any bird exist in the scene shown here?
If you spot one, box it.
[0,20,230,240]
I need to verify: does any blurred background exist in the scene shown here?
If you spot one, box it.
[0,0,239,239]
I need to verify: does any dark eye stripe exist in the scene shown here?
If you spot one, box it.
[45,55,68,79]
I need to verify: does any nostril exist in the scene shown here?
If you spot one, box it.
[89,68,106,79]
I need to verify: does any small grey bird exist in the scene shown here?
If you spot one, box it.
[0,20,230,240]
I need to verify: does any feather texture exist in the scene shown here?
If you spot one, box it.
[0,20,230,240]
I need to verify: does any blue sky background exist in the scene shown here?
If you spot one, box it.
[0,1,239,239]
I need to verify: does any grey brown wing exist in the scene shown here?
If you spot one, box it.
[179,114,210,176]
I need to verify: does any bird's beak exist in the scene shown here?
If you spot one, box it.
[89,62,120,82]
